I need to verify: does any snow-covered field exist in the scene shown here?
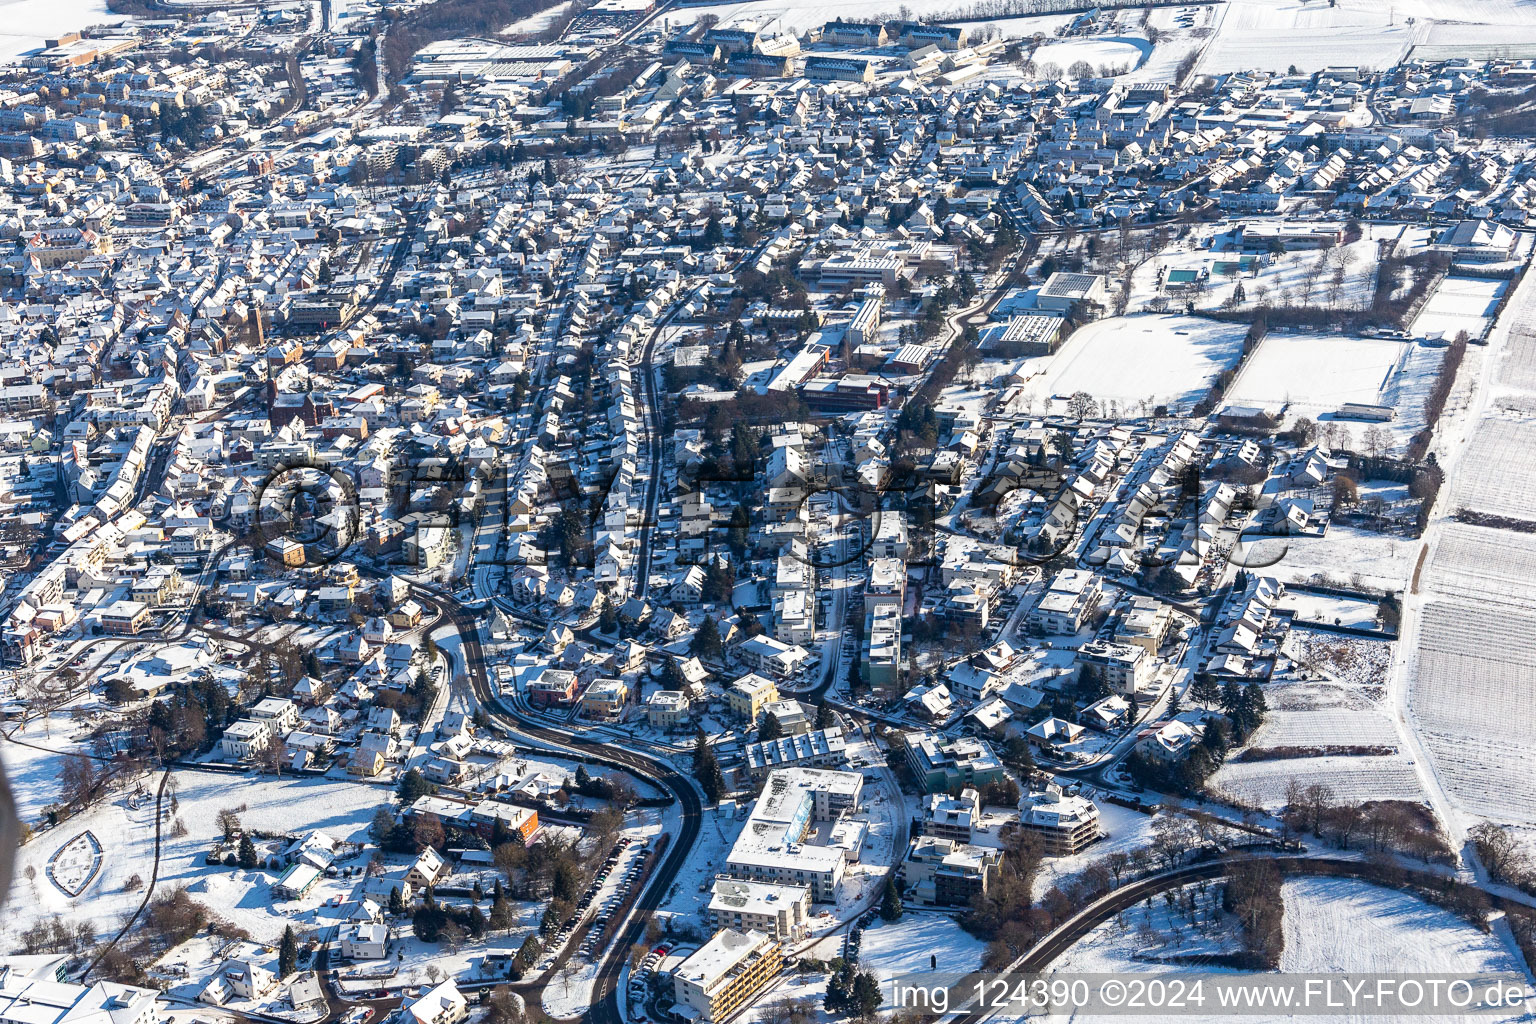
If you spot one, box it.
[1221,333,1411,421]
[1412,276,1507,341]
[500,0,570,37]
[1029,37,1148,76]
[1022,314,1246,414]
[660,0,905,33]
[0,769,399,951]
[860,912,987,983]
[1196,0,1536,75]
[1211,754,1424,811]
[1277,876,1528,981]
[1,712,97,826]
[1242,524,1419,594]
[1054,877,1528,1024]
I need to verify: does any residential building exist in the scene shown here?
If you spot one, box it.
[741,728,847,780]
[902,731,1006,793]
[671,929,783,1023]
[1018,786,1102,855]
[647,689,692,729]
[707,878,811,939]
[725,768,862,902]
[727,672,780,722]
[900,836,1001,907]
[1076,639,1157,696]
[1029,569,1101,634]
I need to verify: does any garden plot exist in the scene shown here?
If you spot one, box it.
[1248,709,1398,750]
[1278,591,1385,629]
[1275,631,1396,708]
[1024,314,1245,414]
[1451,419,1536,522]
[1411,595,1536,821]
[1288,633,1397,688]
[47,829,103,897]
[1211,754,1424,811]
[1220,333,1414,422]
[1411,276,1506,341]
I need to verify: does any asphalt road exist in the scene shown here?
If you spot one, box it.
[417,590,703,1024]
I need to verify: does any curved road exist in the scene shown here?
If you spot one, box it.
[947,851,1536,1024]
[416,589,702,1024]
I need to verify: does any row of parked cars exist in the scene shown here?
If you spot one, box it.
[579,839,649,960]
[628,942,673,1022]
[543,837,642,965]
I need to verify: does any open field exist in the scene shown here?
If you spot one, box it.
[1024,314,1246,414]
[1221,333,1411,420]
[1411,276,1507,341]
[1197,0,1536,74]
[0,0,114,64]
[1030,37,1149,75]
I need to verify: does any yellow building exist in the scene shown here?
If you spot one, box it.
[580,678,629,721]
[671,929,782,1022]
[727,673,779,723]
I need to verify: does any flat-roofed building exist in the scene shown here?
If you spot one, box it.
[845,296,882,347]
[1076,639,1156,697]
[864,600,902,689]
[1035,271,1106,313]
[1019,786,1102,856]
[902,731,1006,794]
[671,929,783,1023]
[580,677,629,720]
[978,314,1066,356]
[707,878,811,939]
[724,768,862,902]
[1028,568,1101,634]
[921,787,980,843]
[900,835,1001,907]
